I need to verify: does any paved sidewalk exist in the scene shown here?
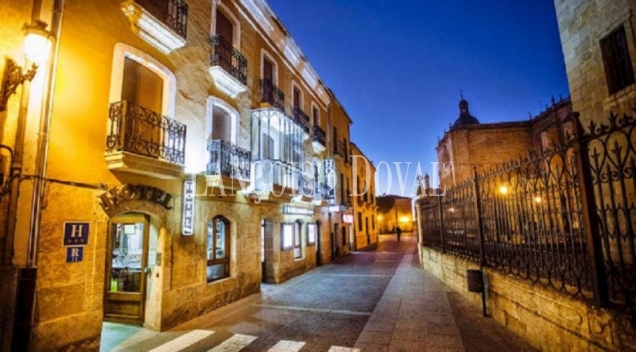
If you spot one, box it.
[354,237,464,351]
[103,234,534,352]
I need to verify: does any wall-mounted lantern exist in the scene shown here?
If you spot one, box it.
[0,21,53,111]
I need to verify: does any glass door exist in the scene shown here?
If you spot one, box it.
[104,214,149,323]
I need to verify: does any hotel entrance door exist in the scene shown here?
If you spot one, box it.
[104,214,149,323]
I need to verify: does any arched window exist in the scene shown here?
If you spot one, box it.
[207,216,230,282]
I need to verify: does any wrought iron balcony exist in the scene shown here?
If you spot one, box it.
[260,79,285,111]
[105,101,186,178]
[312,125,326,147]
[137,0,187,37]
[298,173,315,199]
[335,139,347,158]
[206,139,251,180]
[292,107,310,135]
[210,35,247,96]
[121,0,188,53]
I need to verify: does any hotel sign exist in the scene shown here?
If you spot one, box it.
[283,205,314,216]
[182,180,195,236]
[99,184,173,211]
[324,159,336,204]
[63,221,89,263]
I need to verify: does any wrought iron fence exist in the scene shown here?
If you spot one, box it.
[418,111,636,309]
[206,139,251,180]
[260,79,285,111]
[106,101,186,165]
[136,0,188,38]
[584,113,636,308]
[210,35,247,85]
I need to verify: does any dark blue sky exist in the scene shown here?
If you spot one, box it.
[267,0,569,196]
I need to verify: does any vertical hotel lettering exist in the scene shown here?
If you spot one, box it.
[182,180,195,235]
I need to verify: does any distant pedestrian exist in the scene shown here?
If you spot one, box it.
[396,225,402,241]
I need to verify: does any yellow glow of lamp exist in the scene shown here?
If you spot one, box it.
[399,216,410,223]
[377,215,383,220]
[499,185,509,195]
[533,196,542,204]
[23,22,53,65]
[0,22,53,112]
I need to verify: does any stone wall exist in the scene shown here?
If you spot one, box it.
[554,0,636,126]
[420,246,636,351]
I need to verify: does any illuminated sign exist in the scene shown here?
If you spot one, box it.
[99,184,173,212]
[182,180,195,235]
[324,159,336,204]
[283,205,314,216]
[342,213,354,223]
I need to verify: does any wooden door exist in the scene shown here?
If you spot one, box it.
[104,214,149,323]
[216,10,233,44]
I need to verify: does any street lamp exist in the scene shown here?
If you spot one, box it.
[0,21,53,111]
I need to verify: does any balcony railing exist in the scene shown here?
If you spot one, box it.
[210,35,247,86]
[335,140,347,158]
[260,79,285,111]
[312,125,326,147]
[206,139,251,180]
[298,173,314,198]
[292,107,310,135]
[254,159,298,192]
[106,101,186,165]
[135,0,188,38]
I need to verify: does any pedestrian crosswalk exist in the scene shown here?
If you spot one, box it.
[149,330,215,352]
[207,334,257,352]
[133,329,360,352]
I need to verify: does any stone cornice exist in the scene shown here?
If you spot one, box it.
[239,0,331,108]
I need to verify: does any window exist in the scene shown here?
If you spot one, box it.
[600,25,635,95]
[372,214,376,230]
[333,127,338,150]
[122,57,164,112]
[358,212,363,231]
[282,223,293,250]
[540,131,549,151]
[207,216,230,282]
[282,222,302,259]
[293,85,302,109]
[307,223,316,246]
[294,220,302,259]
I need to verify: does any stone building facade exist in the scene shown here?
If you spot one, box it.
[376,195,415,234]
[0,0,372,351]
[437,97,573,187]
[350,142,378,250]
[554,0,636,125]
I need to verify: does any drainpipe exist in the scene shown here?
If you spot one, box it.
[9,1,64,351]
[27,0,64,268]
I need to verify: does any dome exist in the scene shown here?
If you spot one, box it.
[452,98,480,129]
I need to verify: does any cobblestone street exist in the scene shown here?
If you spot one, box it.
[104,234,533,352]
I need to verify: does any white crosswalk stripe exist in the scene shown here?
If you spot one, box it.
[148,329,214,352]
[207,334,258,352]
[267,340,306,352]
[328,347,360,352]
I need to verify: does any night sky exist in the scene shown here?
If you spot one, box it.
[267,0,570,196]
